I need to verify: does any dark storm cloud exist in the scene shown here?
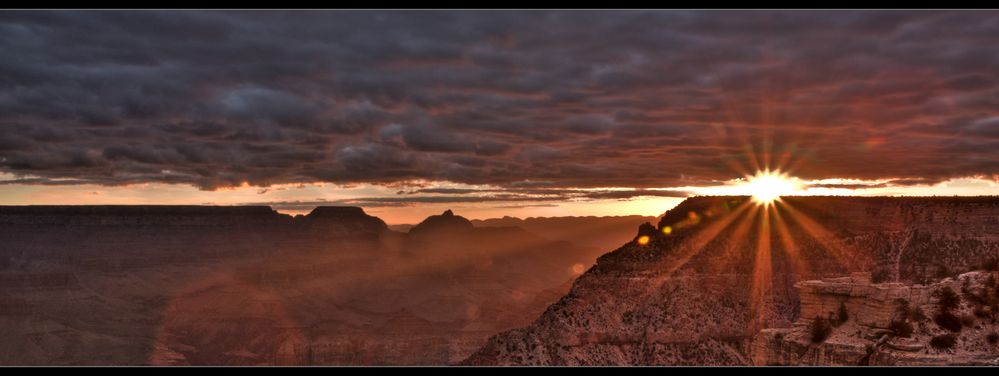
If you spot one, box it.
[2,10,998,191]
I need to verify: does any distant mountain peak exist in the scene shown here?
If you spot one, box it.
[299,206,388,234]
[305,206,368,218]
[409,209,473,236]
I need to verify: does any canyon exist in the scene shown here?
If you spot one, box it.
[3,196,998,366]
[0,206,607,365]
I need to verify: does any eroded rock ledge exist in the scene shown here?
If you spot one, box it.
[755,271,999,366]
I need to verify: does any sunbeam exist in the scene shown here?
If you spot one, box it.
[777,199,869,272]
[770,202,812,279]
[748,205,774,333]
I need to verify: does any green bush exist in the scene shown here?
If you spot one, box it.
[934,311,963,332]
[809,316,832,343]
[930,334,957,349]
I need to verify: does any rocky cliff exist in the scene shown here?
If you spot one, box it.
[754,271,999,365]
[463,196,999,365]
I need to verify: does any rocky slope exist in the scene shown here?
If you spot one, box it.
[463,196,999,365]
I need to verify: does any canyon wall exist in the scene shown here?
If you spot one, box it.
[464,196,999,365]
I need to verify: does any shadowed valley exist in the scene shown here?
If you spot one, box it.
[0,206,647,365]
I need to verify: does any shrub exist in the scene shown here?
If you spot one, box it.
[934,286,961,312]
[973,306,990,318]
[981,257,999,272]
[837,302,849,325]
[934,311,963,332]
[895,298,910,314]
[987,332,999,345]
[961,314,976,327]
[930,334,957,349]
[889,319,914,338]
[895,298,927,322]
[809,316,832,343]
[909,306,928,322]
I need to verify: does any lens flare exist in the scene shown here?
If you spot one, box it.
[743,170,801,206]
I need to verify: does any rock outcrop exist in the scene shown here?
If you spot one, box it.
[795,272,932,329]
[754,271,999,366]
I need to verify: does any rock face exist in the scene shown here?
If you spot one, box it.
[755,271,999,366]
[795,272,933,329]
[463,196,999,365]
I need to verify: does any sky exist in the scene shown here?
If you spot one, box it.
[0,10,997,224]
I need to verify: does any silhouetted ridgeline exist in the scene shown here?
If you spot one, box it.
[0,205,390,264]
[0,205,387,228]
[0,205,284,226]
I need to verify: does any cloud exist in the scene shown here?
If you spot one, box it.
[248,187,690,209]
[1,10,997,193]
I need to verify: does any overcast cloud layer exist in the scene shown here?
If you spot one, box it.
[1,10,997,191]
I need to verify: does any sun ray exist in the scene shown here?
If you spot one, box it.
[643,200,755,295]
[778,200,869,272]
[706,203,759,275]
[748,204,774,333]
[770,202,812,279]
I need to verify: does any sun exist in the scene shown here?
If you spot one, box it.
[743,170,801,206]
